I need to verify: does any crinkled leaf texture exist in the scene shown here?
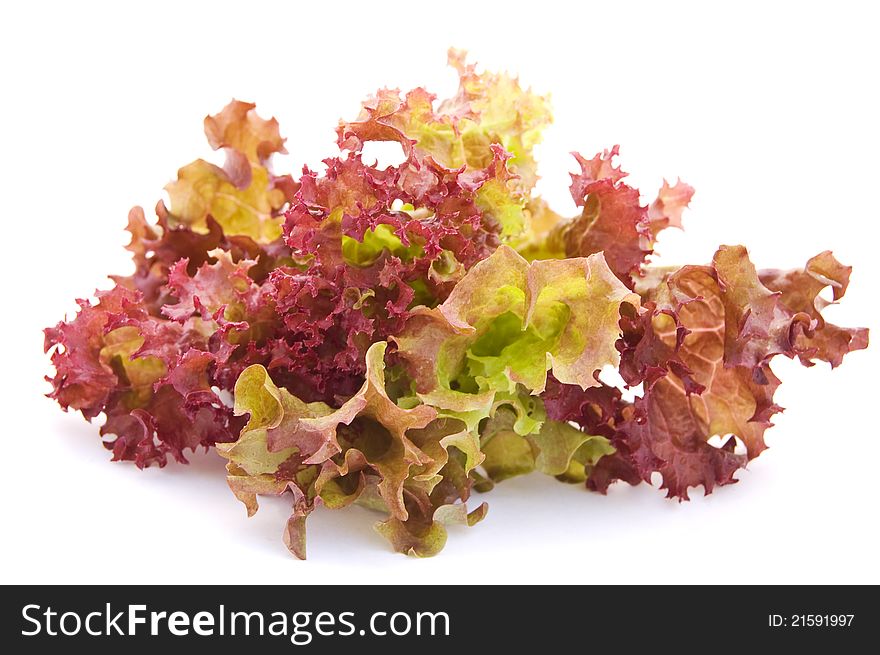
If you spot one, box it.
[44,100,297,466]
[276,49,553,405]
[562,146,695,287]
[45,52,868,558]
[218,239,633,557]
[218,341,489,558]
[394,244,638,431]
[547,246,868,500]
[166,100,294,242]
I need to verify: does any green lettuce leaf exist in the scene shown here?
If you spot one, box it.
[395,245,638,431]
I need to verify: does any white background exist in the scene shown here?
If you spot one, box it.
[2,1,878,584]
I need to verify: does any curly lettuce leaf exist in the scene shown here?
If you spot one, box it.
[375,501,488,557]
[44,286,242,467]
[759,251,869,367]
[338,48,551,197]
[395,244,638,431]
[478,406,613,484]
[165,100,294,242]
[562,146,695,286]
[204,99,287,165]
[218,341,476,558]
[562,246,868,500]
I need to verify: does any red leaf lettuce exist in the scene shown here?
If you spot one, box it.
[45,51,868,556]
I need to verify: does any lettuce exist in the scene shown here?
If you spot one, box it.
[45,51,868,557]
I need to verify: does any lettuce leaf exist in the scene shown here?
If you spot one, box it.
[217,341,489,558]
[548,247,868,500]
[394,244,638,431]
[165,100,295,242]
[44,286,243,467]
[45,53,869,558]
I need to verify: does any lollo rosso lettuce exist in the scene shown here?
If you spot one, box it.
[45,50,868,557]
